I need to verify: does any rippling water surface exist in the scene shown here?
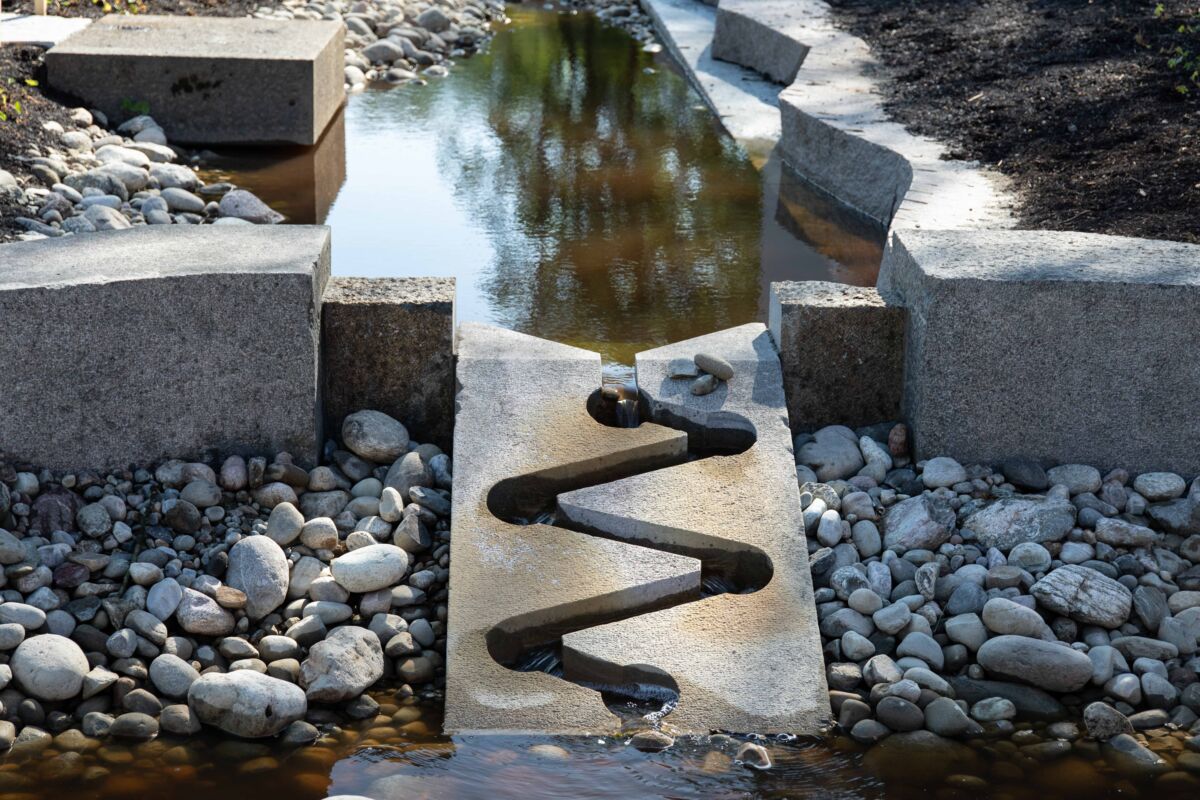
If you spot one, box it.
[207,4,882,373]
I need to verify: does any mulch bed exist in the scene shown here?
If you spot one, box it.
[826,0,1199,244]
[0,45,76,239]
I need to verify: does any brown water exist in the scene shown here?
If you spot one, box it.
[11,695,1200,800]
[202,4,882,377]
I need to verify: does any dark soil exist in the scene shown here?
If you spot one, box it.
[826,0,1199,243]
[0,45,76,238]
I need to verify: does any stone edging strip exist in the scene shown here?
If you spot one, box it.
[641,0,1016,232]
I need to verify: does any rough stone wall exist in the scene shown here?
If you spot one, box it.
[321,277,456,452]
[881,228,1200,473]
[769,281,905,431]
[0,225,331,470]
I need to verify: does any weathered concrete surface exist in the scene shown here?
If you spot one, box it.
[445,324,700,734]
[0,12,91,47]
[0,226,330,470]
[712,0,811,85]
[879,229,1200,474]
[639,0,782,154]
[46,15,343,145]
[558,324,829,734]
[773,4,1014,229]
[322,277,455,452]
[769,281,903,431]
[641,0,1015,232]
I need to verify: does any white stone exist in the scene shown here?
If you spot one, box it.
[300,626,384,702]
[188,670,306,737]
[11,635,88,701]
[226,535,289,619]
[330,544,409,593]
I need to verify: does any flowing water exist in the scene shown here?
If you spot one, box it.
[202,3,883,379]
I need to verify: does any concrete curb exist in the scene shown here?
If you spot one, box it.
[646,0,1015,232]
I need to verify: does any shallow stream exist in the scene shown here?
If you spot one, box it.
[204,4,882,377]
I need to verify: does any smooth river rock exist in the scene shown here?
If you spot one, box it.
[883,494,956,552]
[300,626,384,702]
[226,535,289,619]
[976,635,1093,692]
[11,635,89,701]
[961,497,1075,550]
[175,588,236,636]
[341,410,409,464]
[330,544,409,593]
[188,670,307,738]
[1030,564,1132,628]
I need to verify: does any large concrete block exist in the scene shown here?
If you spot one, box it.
[559,324,830,734]
[770,281,904,431]
[0,225,331,470]
[445,324,697,734]
[712,0,814,85]
[321,277,455,452]
[46,15,344,145]
[880,229,1200,473]
[445,323,829,735]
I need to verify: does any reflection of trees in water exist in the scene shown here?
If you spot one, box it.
[441,9,764,363]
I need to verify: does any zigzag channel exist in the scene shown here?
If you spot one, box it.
[483,389,773,718]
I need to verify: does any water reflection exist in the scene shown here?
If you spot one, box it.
[204,108,348,225]
[16,697,1199,800]
[213,5,878,374]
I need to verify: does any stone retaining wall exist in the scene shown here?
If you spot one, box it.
[667,0,1014,234]
[0,229,458,470]
[769,281,903,431]
[772,230,1200,474]
[880,228,1200,474]
[0,225,331,470]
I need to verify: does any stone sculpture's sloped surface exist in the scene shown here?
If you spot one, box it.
[445,324,700,733]
[560,324,829,734]
[446,322,830,735]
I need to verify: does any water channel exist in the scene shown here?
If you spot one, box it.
[203,3,882,378]
[11,6,1173,800]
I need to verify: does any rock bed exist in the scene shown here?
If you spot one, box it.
[0,409,449,756]
[561,0,660,48]
[1,111,306,238]
[1,0,506,241]
[799,422,1200,781]
[252,0,506,91]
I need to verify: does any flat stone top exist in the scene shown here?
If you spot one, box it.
[772,280,889,308]
[325,276,455,306]
[896,229,1200,287]
[456,321,599,362]
[718,0,827,33]
[49,14,341,60]
[0,12,93,46]
[0,226,330,291]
